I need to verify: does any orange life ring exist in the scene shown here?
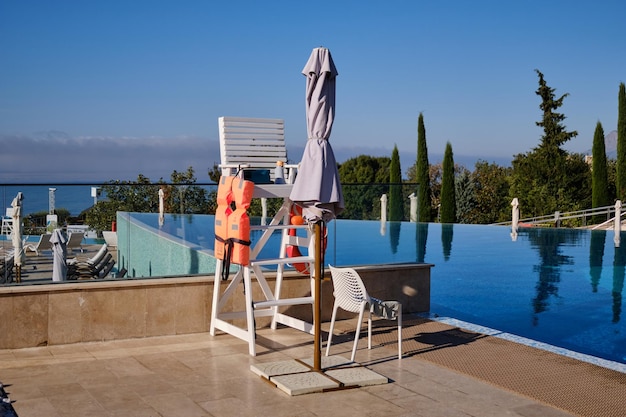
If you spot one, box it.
[286,206,327,275]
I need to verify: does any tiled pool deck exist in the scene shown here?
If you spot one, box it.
[0,318,584,417]
[2,246,625,416]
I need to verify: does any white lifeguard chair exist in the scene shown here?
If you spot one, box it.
[210,117,320,356]
[1,208,14,236]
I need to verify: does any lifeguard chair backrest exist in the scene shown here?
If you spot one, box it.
[218,117,287,181]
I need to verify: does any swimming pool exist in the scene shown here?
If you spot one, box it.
[122,213,625,366]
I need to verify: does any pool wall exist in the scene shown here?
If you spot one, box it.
[0,264,431,349]
[117,212,218,278]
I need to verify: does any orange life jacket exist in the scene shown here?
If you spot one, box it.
[214,176,234,260]
[227,178,254,266]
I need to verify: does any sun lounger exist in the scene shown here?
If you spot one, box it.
[0,254,14,284]
[68,252,115,280]
[24,234,53,256]
[102,231,117,248]
[66,232,85,253]
[67,243,108,266]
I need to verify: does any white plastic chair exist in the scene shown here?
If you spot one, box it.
[326,265,402,361]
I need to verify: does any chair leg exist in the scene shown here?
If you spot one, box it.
[367,307,372,350]
[351,307,366,362]
[398,304,403,359]
[325,304,339,356]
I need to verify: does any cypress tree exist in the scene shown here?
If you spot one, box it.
[618,83,626,201]
[389,145,404,221]
[440,142,456,223]
[592,121,610,223]
[416,113,432,222]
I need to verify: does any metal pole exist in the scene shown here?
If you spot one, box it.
[313,221,322,371]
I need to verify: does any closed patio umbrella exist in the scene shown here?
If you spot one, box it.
[290,47,344,223]
[11,192,24,282]
[159,187,165,227]
[50,228,67,282]
[511,198,519,241]
[290,47,344,371]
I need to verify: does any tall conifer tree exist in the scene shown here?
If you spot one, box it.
[416,113,432,222]
[440,142,456,223]
[389,145,404,221]
[618,83,626,201]
[592,121,610,223]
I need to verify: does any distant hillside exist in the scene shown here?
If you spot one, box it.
[585,130,617,159]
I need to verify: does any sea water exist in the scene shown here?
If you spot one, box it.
[0,185,98,216]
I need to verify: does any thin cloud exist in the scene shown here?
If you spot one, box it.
[0,132,221,182]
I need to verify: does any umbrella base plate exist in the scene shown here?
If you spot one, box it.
[250,355,388,396]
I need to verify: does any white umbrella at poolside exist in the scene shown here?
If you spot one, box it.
[511,198,519,241]
[11,192,24,282]
[159,187,165,227]
[50,228,67,282]
[615,200,622,247]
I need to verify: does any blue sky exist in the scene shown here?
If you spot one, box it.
[1,0,625,181]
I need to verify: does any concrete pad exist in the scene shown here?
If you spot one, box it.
[270,371,339,396]
[250,359,309,378]
[299,355,356,369]
[325,367,388,387]
[251,355,388,396]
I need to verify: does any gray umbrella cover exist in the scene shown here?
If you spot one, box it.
[290,47,344,223]
[50,228,68,281]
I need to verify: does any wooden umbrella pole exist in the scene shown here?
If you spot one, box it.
[313,221,322,371]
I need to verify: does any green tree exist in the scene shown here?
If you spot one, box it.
[454,167,476,224]
[165,167,211,214]
[338,155,390,220]
[471,161,511,224]
[510,70,578,217]
[440,142,456,223]
[618,83,626,201]
[389,145,404,221]
[85,167,211,234]
[416,113,432,222]
[592,121,610,223]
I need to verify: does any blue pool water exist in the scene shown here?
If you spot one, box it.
[124,214,626,365]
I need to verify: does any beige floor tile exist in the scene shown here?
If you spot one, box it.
[142,391,210,417]
[12,397,63,417]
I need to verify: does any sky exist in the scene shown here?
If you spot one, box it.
[1,0,625,182]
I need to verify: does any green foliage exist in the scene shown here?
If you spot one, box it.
[338,155,390,220]
[389,145,404,221]
[454,168,476,224]
[592,122,610,223]
[22,208,72,234]
[534,70,578,149]
[617,83,626,200]
[457,160,510,224]
[416,113,432,222]
[84,167,212,235]
[440,142,456,223]
[208,163,221,183]
[167,167,212,214]
[510,70,581,217]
